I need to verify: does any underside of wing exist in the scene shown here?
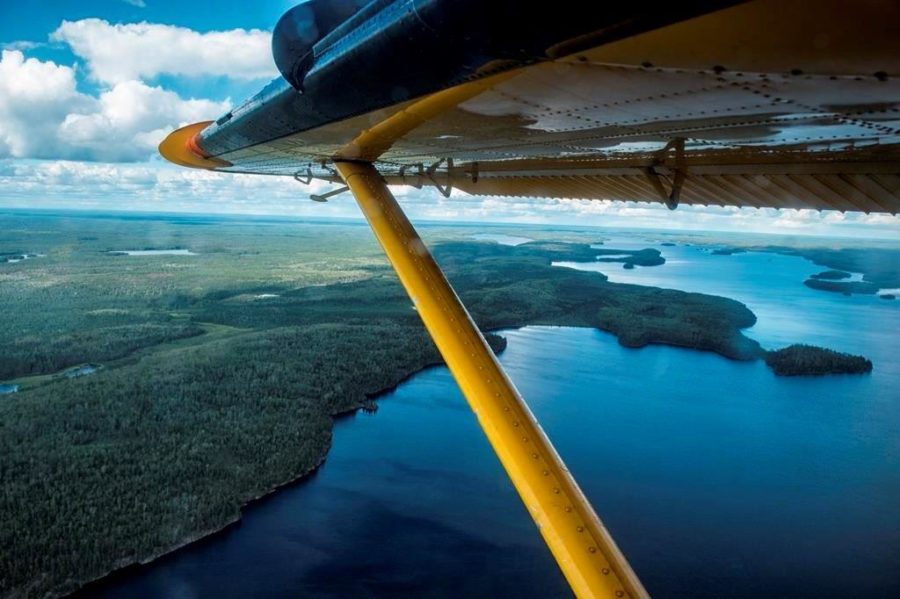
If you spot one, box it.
[438,149,900,214]
[160,0,900,214]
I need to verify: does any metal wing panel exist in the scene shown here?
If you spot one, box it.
[174,0,900,214]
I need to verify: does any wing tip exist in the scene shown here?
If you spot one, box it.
[159,121,232,170]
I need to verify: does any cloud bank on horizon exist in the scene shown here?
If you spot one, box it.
[0,5,898,236]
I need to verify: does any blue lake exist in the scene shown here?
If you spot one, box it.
[82,241,899,598]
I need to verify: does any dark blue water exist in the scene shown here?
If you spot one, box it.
[83,243,900,598]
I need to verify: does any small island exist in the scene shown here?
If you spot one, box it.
[594,247,665,267]
[803,279,879,295]
[764,345,873,376]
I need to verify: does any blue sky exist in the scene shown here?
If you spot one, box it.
[0,1,289,99]
[0,1,898,237]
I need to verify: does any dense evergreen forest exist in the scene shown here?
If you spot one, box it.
[0,323,204,380]
[764,344,873,376]
[0,213,880,597]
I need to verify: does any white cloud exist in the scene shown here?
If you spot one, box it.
[1,41,43,51]
[122,0,147,7]
[1,19,269,162]
[0,50,92,159]
[59,80,229,161]
[51,19,276,84]
[0,50,229,162]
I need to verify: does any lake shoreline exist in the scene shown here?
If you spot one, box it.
[70,312,863,596]
[76,324,900,598]
[47,311,879,594]
[69,354,477,597]
[69,450,330,598]
[55,312,883,594]
[69,334,515,597]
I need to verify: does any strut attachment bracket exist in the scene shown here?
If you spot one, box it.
[644,137,687,210]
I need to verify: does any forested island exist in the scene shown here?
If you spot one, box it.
[803,278,880,295]
[764,345,873,376]
[0,214,877,598]
[594,247,665,268]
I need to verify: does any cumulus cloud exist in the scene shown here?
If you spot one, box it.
[59,80,229,161]
[51,19,276,84]
[122,0,147,7]
[0,50,229,162]
[1,17,261,163]
[0,50,92,159]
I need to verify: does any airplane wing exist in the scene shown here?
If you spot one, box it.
[159,2,900,598]
[161,0,900,214]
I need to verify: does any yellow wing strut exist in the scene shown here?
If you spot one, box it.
[335,160,648,599]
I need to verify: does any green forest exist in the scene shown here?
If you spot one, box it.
[764,344,873,376]
[0,212,877,597]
